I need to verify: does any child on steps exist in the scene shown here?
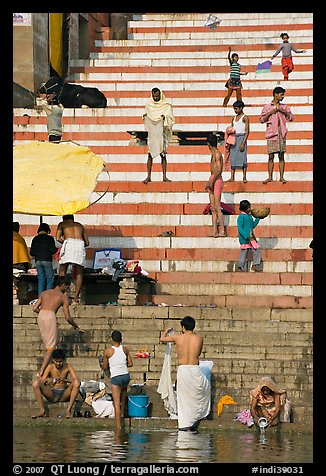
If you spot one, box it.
[237,200,262,272]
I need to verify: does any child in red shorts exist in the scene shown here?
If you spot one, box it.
[271,33,306,81]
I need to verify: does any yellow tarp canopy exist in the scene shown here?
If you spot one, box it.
[13,141,105,216]
[49,13,63,78]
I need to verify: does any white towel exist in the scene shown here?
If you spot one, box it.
[177,365,211,430]
[92,398,115,418]
[157,342,178,418]
[144,115,164,158]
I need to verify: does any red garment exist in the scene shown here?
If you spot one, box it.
[224,126,236,170]
[281,57,294,80]
[54,246,62,262]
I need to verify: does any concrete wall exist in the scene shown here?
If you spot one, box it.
[13,82,35,108]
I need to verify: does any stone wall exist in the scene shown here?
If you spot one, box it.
[13,304,313,425]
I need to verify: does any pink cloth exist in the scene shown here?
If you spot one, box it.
[235,409,254,427]
[224,126,236,170]
[37,310,57,350]
[209,174,224,197]
[241,240,260,250]
[259,102,293,139]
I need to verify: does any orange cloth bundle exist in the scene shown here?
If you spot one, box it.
[217,395,237,416]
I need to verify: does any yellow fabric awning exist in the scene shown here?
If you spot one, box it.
[49,13,63,78]
[13,141,105,216]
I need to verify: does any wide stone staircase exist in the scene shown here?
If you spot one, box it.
[13,13,313,424]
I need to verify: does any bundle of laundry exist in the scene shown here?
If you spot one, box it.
[112,259,127,282]
[80,380,114,418]
[126,260,142,274]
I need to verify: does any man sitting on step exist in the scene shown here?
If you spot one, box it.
[31,349,81,419]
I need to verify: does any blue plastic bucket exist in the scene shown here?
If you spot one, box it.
[128,395,149,417]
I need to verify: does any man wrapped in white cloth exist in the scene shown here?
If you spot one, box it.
[56,214,89,304]
[142,87,175,184]
[160,316,211,431]
[59,238,86,266]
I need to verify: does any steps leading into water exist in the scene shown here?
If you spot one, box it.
[13,304,312,423]
[13,13,313,423]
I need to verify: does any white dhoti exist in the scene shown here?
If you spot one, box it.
[59,238,86,266]
[177,365,211,430]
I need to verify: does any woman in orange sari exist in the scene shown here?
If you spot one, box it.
[250,376,290,428]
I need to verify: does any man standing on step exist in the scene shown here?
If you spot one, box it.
[160,316,211,431]
[56,215,89,304]
[33,276,83,379]
[142,87,175,183]
[205,133,226,237]
[260,86,293,184]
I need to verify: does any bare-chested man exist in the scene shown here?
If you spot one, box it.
[160,316,211,431]
[33,276,83,378]
[56,214,89,304]
[32,348,80,419]
[205,133,226,237]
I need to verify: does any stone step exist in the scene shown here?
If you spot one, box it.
[15,251,313,281]
[13,124,313,137]
[154,281,311,296]
[150,294,312,309]
[92,42,312,55]
[13,296,313,418]
[13,304,313,322]
[128,18,313,29]
[133,13,312,21]
[16,95,314,108]
[14,103,314,115]
[88,51,313,62]
[13,12,313,318]
[127,30,312,41]
[70,56,313,67]
[20,234,312,250]
[95,35,312,46]
[71,70,313,82]
[13,138,312,151]
[19,212,312,228]
[40,79,314,91]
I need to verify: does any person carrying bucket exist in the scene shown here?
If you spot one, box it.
[100,330,133,432]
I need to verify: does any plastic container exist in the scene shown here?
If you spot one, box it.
[199,360,214,382]
[128,395,149,417]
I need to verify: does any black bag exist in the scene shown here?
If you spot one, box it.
[128,384,147,396]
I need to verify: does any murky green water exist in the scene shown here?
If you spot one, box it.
[13,427,312,463]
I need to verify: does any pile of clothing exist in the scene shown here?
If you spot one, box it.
[80,380,114,418]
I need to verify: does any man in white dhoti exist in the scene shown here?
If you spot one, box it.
[142,88,175,184]
[160,316,211,431]
[56,215,89,304]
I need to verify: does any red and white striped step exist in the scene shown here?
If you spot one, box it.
[13,12,313,307]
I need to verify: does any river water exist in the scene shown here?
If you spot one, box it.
[13,427,312,463]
